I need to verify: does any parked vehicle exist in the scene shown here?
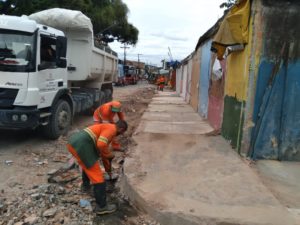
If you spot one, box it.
[114,64,126,86]
[124,65,138,85]
[0,8,118,139]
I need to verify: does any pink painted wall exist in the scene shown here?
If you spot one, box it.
[207,58,226,131]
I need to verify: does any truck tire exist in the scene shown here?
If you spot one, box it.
[99,91,106,106]
[42,99,72,140]
[89,91,105,115]
[104,89,112,103]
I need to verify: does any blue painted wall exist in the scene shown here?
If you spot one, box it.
[251,59,285,159]
[249,2,300,161]
[251,59,300,161]
[279,60,300,160]
[198,40,212,118]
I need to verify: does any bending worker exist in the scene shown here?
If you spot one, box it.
[93,101,125,151]
[67,120,128,215]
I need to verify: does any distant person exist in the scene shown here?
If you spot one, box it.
[67,121,128,215]
[158,75,165,91]
[93,101,125,151]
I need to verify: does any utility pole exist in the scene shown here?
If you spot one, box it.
[120,44,130,74]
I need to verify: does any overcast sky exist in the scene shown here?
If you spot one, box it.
[110,0,225,66]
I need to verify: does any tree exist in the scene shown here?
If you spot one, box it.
[219,0,237,9]
[90,0,138,45]
[0,0,138,45]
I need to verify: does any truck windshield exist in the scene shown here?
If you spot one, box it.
[0,30,35,72]
[124,66,136,75]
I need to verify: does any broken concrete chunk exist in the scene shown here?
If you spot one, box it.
[13,222,24,225]
[5,160,13,165]
[43,208,57,217]
[47,169,58,175]
[30,193,41,200]
[24,215,39,224]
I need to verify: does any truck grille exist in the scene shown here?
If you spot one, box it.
[0,88,18,108]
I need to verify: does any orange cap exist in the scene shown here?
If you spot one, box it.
[111,101,121,112]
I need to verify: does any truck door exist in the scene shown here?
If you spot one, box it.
[37,34,65,109]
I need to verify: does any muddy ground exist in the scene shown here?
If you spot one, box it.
[0,82,158,225]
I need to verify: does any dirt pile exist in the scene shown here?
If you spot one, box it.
[118,87,155,150]
[0,182,93,225]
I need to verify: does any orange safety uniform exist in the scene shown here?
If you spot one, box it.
[156,77,160,86]
[93,101,125,123]
[158,76,165,91]
[67,123,117,184]
[93,101,125,150]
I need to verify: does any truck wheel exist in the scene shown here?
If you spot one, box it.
[42,99,72,140]
[99,91,106,106]
[91,91,105,114]
[104,89,112,103]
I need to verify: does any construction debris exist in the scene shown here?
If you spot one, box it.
[0,86,157,225]
[5,160,13,166]
[0,182,94,225]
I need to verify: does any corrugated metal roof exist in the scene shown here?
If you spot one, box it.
[195,12,227,51]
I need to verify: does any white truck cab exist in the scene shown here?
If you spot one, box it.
[0,9,118,139]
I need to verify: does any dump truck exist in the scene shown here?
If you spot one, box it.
[0,8,118,139]
[124,65,138,85]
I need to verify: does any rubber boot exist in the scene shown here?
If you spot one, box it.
[93,183,117,215]
[81,171,92,195]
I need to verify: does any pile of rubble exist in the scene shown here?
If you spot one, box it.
[118,87,155,149]
[0,86,158,225]
[0,168,159,225]
[0,181,94,225]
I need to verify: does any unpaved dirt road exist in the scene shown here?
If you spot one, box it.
[0,82,158,225]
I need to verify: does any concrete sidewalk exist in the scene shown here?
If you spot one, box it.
[122,91,297,225]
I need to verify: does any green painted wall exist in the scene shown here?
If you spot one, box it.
[222,95,245,152]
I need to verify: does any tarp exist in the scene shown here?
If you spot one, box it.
[29,8,93,33]
[159,69,169,75]
[211,0,250,59]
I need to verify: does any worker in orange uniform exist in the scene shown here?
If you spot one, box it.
[67,120,128,215]
[159,75,165,91]
[93,101,125,151]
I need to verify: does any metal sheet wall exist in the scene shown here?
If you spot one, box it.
[198,40,212,118]
[190,49,201,111]
[207,56,226,131]
[181,64,188,99]
[250,2,300,161]
[221,35,252,151]
[176,67,182,94]
[186,58,193,103]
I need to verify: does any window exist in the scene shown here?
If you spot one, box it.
[0,30,35,72]
[40,35,56,69]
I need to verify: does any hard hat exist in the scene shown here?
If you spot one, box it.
[111,101,122,112]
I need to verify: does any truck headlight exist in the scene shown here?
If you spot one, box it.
[21,114,28,122]
[12,114,19,121]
